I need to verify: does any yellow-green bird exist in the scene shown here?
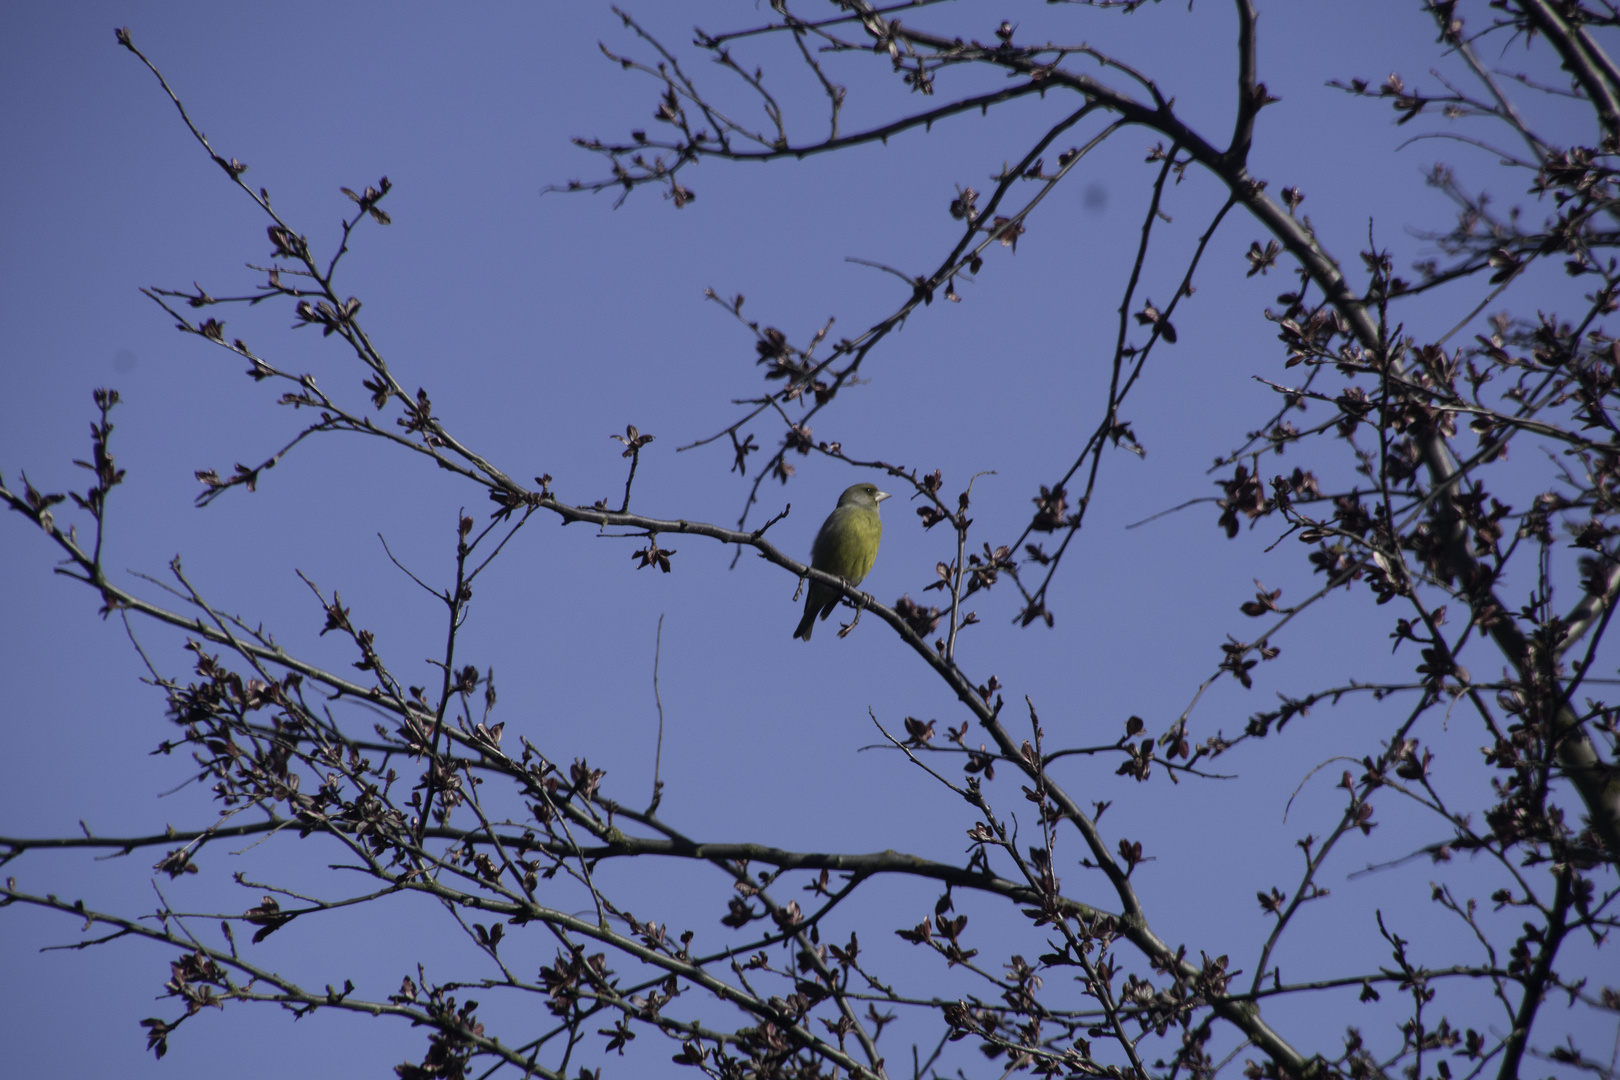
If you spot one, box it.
[793,482,890,641]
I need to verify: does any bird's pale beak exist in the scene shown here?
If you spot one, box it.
[875,490,891,503]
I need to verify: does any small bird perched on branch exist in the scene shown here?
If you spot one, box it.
[793,482,890,640]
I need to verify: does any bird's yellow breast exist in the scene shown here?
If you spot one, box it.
[811,504,883,586]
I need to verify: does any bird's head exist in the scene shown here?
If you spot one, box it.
[837,482,891,510]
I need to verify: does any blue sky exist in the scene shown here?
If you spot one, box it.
[2,3,1614,1077]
